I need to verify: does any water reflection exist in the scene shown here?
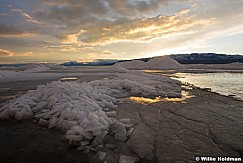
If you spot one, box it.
[129,90,195,105]
[143,70,176,73]
[143,70,182,78]
[172,72,243,100]
[129,96,161,104]
[60,77,78,81]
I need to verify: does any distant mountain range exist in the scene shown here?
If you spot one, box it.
[2,53,243,67]
[61,53,243,66]
[63,53,243,66]
[61,59,119,66]
[170,53,243,64]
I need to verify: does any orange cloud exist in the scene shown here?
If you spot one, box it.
[60,30,86,45]
[11,8,40,24]
[0,33,36,38]
[0,49,15,56]
[0,49,35,57]
[74,13,214,46]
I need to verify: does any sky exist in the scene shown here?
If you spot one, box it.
[0,0,243,63]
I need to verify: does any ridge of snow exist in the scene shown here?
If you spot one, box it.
[113,56,184,70]
[0,64,51,81]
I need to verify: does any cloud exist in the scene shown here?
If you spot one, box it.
[106,0,191,17]
[35,0,109,26]
[74,14,213,46]
[102,50,118,56]
[1,0,243,62]
[0,25,35,37]
[0,7,40,38]
[29,0,205,47]
[0,49,14,56]
[1,0,195,50]
[83,50,119,59]
[44,44,83,52]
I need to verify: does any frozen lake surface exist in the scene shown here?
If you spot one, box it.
[173,72,243,100]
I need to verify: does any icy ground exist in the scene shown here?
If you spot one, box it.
[0,65,181,162]
[0,64,51,81]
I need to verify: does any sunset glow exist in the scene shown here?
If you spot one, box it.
[0,0,243,63]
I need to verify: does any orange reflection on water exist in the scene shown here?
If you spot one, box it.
[143,70,176,73]
[129,91,195,105]
[60,77,78,81]
[129,96,161,105]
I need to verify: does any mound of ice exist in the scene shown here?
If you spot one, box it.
[116,70,182,98]
[147,56,184,69]
[0,74,178,147]
[0,64,51,81]
[22,64,50,72]
[0,80,127,145]
[113,56,183,70]
[0,68,182,152]
[114,60,146,70]
[0,70,17,80]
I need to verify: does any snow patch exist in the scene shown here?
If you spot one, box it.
[113,56,183,70]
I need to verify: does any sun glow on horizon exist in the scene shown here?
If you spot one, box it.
[0,0,243,63]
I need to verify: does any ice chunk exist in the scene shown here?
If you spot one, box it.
[77,146,85,151]
[80,141,89,146]
[86,145,98,152]
[119,155,138,163]
[48,117,58,128]
[32,101,47,113]
[47,95,58,108]
[92,130,108,146]
[15,105,33,120]
[66,134,83,141]
[105,144,115,148]
[119,118,130,124]
[97,151,106,161]
[127,127,134,136]
[106,111,117,117]
[72,126,93,139]
[111,122,127,141]
[38,118,49,126]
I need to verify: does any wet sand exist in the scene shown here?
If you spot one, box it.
[0,71,243,162]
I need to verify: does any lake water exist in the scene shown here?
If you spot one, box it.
[172,72,243,100]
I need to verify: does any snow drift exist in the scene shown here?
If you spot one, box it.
[113,56,184,70]
[0,64,50,81]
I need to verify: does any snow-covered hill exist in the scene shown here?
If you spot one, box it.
[113,56,183,70]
